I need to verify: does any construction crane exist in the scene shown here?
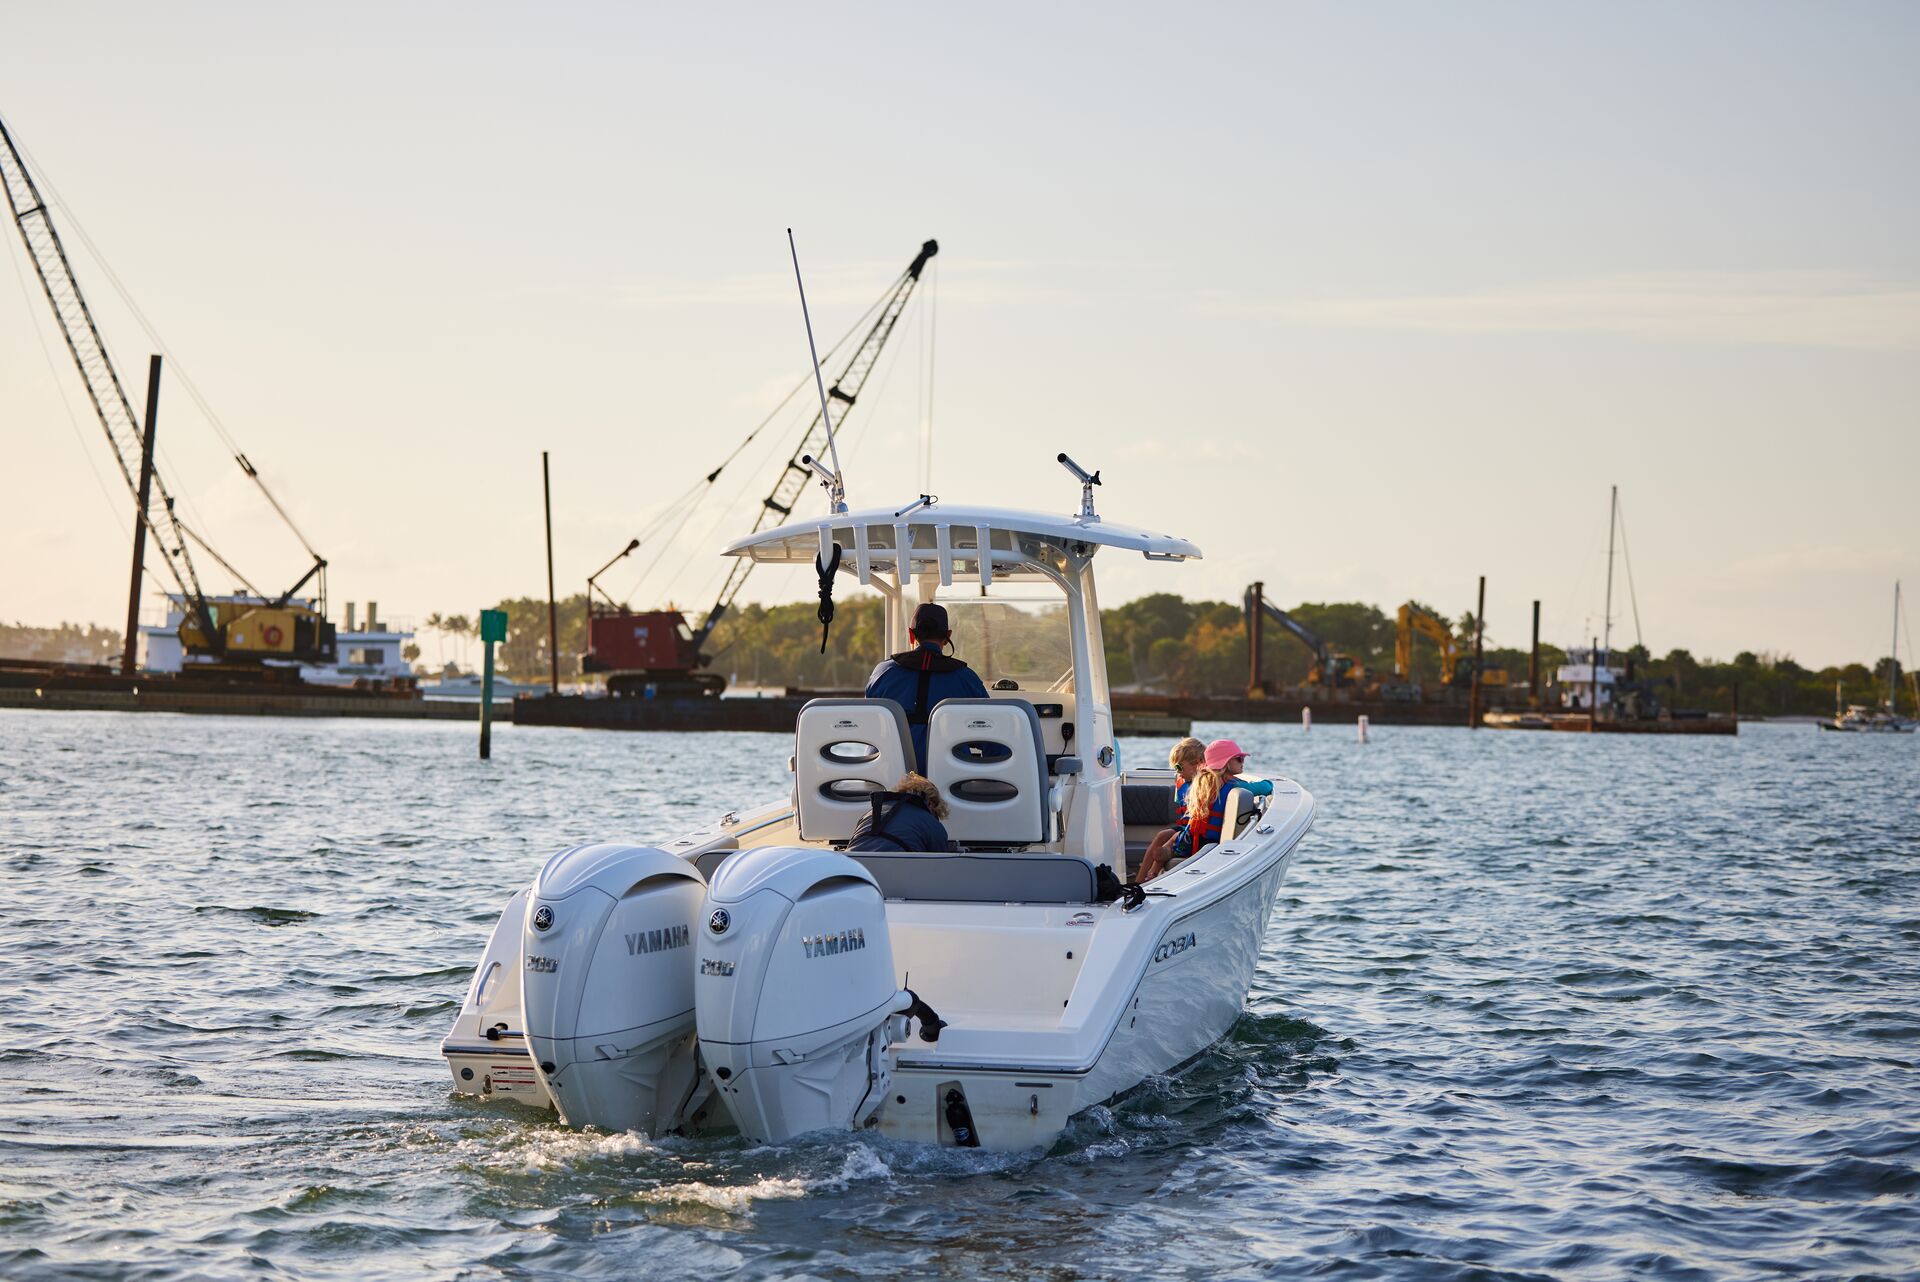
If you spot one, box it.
[1395,602,1508,689]
[1,112,333,669]
[1244,582,1365,694]
[581,238,938,696]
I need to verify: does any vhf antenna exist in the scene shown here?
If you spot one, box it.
[788,228,846,514]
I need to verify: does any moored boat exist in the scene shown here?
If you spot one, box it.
[1818,583,1915,733]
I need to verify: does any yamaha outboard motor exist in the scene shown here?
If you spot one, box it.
[520,844,707,1134]
[695,847,939,1143]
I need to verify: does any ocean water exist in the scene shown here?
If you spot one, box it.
[0,709,1915,1281]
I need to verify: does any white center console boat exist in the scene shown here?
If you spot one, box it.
[442,466,1315,1151]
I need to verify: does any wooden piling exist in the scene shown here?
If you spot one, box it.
[1247,580,1265,695]
[1530,599,1541,709]
[1468,575,1485,728]
[542,451,559,695]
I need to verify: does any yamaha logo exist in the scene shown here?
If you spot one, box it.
[625,924,689,955]
[532,906,554,932]
[801,927,867,959]
[708,908,732,935]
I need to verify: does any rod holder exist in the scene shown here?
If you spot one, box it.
[1057,453,1101,521]
[799,454,846,514]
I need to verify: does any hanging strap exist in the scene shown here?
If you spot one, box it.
[910,652,936,726]
[854,791,912,851]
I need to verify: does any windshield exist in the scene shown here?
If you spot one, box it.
[941,597,1074,692]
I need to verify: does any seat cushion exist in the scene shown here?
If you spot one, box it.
[850,852,1099,904]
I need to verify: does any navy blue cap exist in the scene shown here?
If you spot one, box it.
[912,602,950,638]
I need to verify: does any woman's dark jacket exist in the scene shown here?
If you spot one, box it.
[848,791,956,852]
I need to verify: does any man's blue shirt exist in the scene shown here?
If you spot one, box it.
[864,642,989,774]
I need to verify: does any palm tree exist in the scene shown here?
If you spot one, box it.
[438,613,475,670]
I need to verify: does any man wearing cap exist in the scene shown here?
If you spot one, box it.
[865,602,989,775]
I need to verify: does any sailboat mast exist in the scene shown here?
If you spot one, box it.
[1603,485,1617,661]
[1890,581,1902,712]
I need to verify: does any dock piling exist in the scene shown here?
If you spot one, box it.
[1247,580,1266,695]
[1589,636,1600,732]
[1468,576,1486,729]
[542,451,559,695]
[1530,599,1541,709]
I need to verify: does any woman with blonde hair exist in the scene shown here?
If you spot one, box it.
[848,773,956,853]
[1136,737,1208,882]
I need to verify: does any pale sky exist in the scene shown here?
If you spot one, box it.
[2,2,1915,668]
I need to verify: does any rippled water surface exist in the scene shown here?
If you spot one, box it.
[1,709,1916,1280]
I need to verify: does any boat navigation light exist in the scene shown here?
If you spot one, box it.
[1057,453,1102,522]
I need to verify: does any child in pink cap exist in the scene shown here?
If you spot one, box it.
[1143,738,1274,879]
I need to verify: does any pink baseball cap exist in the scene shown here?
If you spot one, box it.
[1204,739,1247,771]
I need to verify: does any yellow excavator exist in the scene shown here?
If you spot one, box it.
[174,576,336,666]
[1396,603,1508,688]
[3,112,336,671]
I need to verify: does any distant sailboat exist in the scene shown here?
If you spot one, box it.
[1820,582,1914,733]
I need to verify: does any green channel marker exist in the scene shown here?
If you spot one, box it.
[478,608,508,759]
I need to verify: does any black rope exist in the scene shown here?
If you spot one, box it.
[815,542,842,653]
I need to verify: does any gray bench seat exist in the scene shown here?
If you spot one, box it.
[852,851,1099,903]
[693,847,1100,904]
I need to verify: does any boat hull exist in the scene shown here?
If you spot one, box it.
[442,785,1314,1152]
[876,852,1296,1149]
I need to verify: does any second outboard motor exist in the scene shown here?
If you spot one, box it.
[520,844,707,1134]
[696,847,939,1143]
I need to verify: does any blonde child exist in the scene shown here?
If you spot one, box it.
[1143,739,1275,879]
[1136,737,1206,882]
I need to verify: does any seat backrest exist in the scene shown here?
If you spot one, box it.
[1121,778,1179,826]
[792,698,913,842]
[925,698,1050,846]
[1218,785,1261,842]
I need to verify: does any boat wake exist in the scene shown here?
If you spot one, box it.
[432,1005,1345,1209]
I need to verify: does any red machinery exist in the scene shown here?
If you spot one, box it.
[582,609,721,697]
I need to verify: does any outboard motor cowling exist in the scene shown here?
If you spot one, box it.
[520,844,706,1134]
[696,846,917,1143]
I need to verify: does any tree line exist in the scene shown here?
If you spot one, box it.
[416,594,1909,718]
[5,599,1903,717]
[0,621,120,665]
